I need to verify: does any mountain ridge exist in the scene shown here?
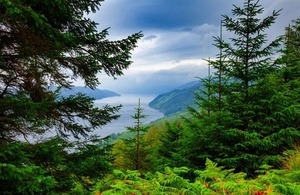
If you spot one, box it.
[50,86,120,100]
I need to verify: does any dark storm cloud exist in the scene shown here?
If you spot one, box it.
[96,0,241,31]
[95,0,299,36]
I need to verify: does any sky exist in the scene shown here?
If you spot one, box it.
[82,0,300,95]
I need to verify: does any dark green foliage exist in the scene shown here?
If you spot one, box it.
[220,0,282,109]
[126,99,149,171]
[0,163,56,194]
[174,0,300,176]
[0,141,58,194]
[64,140,113,193]
[28,137,73,193]
[0,0,142,193]
[51,93,121,139]
[157,121,189,168]
[277,18,300,84]
[221,0,282,81]
[67,143,112,179]
[0,0,299,193]
[0,137,113,194]
[0,0,142,140]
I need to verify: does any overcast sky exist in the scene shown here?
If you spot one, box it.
[80,0,300,94]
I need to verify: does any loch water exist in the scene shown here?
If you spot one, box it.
[19,94,163,142]
[92,94,164,137]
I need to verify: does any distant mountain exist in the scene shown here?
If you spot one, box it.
[149,81,202,116]
[175,80,199,90]
[51,86,120,100]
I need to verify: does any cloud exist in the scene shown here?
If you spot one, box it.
[132,23,219,66]
[144,35,158,41]
[95,59,209,94]
[92,0,243,34]
[82,0,300,95]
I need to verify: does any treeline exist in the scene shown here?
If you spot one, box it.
[108,0,300,194]
[0,0,299,194]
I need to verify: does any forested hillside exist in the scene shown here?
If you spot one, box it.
[1,0,299,194]
[148,81,202,116]
[51,86,120,100]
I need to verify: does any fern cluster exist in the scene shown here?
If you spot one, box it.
[95,157,300,195]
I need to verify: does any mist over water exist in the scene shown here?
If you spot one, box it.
[93,94,164,137]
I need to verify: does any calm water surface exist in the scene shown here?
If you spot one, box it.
[93,94,164,137]
[20,94,163,142]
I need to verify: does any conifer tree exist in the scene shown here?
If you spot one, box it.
[0,0,142,141]
[129,99,148,171]
[277,18,300,85]
[183,0,300,176]
[157,121,188,168]
[220,0,282,129]
[113,99,151,171]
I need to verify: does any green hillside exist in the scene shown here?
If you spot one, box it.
[149,81,202,116]
[51,86,120,100]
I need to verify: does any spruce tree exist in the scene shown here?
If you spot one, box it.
[220,0,282,129]
[184,0,300,176]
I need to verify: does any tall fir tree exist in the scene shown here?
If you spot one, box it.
[220,0,282,129]
[183,0,299,176]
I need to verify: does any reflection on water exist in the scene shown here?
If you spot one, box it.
[93,94,164,137]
